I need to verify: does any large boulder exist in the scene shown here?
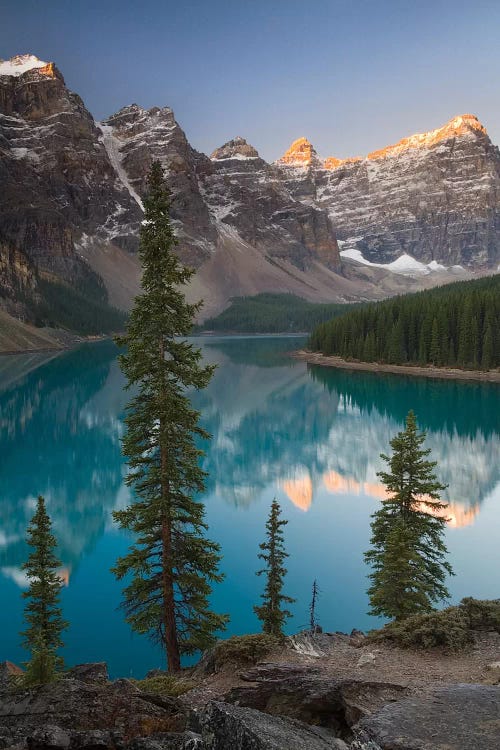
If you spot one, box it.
[201,701,347,749]
[227,663,407,732]
[355,683,500,749]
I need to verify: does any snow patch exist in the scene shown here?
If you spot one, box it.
[340,248,452,276]
[97,123,144,210]
[0,54,48,77]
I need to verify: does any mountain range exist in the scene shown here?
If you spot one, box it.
[1,53,499,330]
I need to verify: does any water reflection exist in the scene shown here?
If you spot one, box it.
[0,337,498,592]
[0,342,128,586]
[198,340,499,526]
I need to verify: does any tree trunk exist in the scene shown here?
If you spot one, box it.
[161,513,181,672]
[159,337,181,673]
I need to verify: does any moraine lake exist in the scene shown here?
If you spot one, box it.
[0,336,499,677]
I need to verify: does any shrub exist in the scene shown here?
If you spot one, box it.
[133,674,196,697]
[368,598,500,652]
[212,633,281,668]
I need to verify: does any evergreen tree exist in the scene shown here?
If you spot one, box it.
[112,161,227,672]
[309,579,320,633]
[254,499,295,637]
[21,496,68,685]
[364,411,453,621]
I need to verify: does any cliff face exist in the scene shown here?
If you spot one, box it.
[201,136,340,271]
[276,115,500,267]
[0,56,140,290]
[98,114,340,272]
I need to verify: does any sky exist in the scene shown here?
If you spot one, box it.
[1,0,499,162]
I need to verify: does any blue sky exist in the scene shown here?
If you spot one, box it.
[2,0,499,161]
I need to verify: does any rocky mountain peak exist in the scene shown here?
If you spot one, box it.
[0,54,58,79]
[277,136,320,167]
[366,113,489,161]
[210,136,259,161]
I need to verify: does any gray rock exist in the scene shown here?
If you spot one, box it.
[0,661,23,691]
[356,683,500,749]
[0,677,186,744]
[228,662,407,733]
[126,732,203,750]
[27,725,71,750]
[66,663,109,684]
[356,653,376,668]
[201,701,346,749]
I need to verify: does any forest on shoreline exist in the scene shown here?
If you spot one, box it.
[309,275,500,370]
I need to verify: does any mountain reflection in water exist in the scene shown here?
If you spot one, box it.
[0,336,498,676]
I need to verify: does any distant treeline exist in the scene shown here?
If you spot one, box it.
[309,275,500,370]
[199,293,358,333]
[30,277,127,335]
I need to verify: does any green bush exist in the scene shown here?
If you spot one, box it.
[212,633,281,667]
[133,674,196,697]
[369,598,500,652]
[460,597,500,631]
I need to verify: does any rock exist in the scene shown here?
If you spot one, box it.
[66,663,109,684]
[288,630,345,658]
[0,677,186,745]
[70,730,119,749]
[227,662,407,736]
[356,653,376,668]
[27,726,71,750]
[0,661,23,690]
[201,701,347,749]
[349,630,366,648]
[355,683,500,750]
[483,661,500,685]
[126,732,203,749]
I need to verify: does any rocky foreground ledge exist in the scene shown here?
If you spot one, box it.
[1,632,499,750]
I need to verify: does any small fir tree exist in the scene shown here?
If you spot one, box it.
[112,161,227,672]
[21,496,68,685]
[309,579,320,634]
[254,499,295,637]
[365,411,453,621]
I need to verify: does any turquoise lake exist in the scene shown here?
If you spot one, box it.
[0,336,499,677]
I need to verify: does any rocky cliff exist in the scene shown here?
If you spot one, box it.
[276,115,500,267]
[1,54,499,329]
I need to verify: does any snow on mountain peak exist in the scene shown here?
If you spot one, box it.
[0,54,53,77]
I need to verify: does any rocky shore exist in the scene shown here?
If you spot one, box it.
[293,350,500,383]
[1,630,499,750]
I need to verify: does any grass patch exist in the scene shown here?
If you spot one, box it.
[133,674,196,697]
[211,633,281,667]
[369,598,500,652]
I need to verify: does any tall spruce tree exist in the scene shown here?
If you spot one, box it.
[112,161,227,672]
[21,496,68,685]
[254,499,295,637]
[365,411,453,621]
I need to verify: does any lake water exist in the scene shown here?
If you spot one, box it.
[0,336,499,677]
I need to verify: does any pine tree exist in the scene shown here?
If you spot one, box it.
[364,411,453,621]
[254,499,295,637]
[309,579,320,634]
[21,496,68,685]
[112,161,227,672]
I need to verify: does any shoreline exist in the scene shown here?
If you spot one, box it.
[293,350,500,383]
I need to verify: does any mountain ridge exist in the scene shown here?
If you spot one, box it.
[0,53,499,333]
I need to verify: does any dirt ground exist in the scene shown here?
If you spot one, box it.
[183,630,500,709]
